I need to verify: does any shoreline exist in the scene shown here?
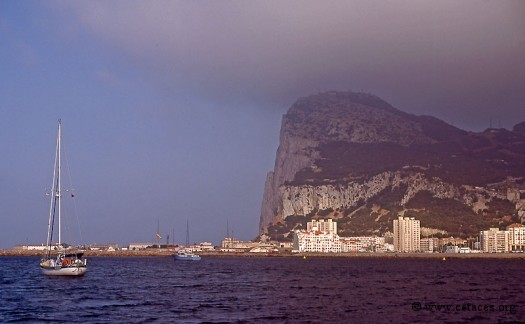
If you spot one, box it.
[2,249,525,259]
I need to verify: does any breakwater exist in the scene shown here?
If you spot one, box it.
[3,249,525,259]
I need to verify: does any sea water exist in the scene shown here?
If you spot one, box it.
[1,256,524,322]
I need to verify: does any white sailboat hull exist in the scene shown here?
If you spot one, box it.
[41,253,87,276]
[41,120,88,276]
[41,266,87,276]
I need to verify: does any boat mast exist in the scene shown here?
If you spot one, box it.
[46,120,60,252]
[57,119,62,247]
[186,219,190,247]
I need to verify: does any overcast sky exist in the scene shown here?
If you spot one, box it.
[1,1,524,248]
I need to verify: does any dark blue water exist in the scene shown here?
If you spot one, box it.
[1,256,524,322]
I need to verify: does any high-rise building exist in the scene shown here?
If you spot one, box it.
[480,228,510,253]
[393,217,420,252]
[307,219,337,234]
[507,223,525,252]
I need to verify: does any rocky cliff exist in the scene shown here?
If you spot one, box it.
[260,91,525,240]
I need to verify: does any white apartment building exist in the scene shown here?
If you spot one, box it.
[480,228,510,253]
[420,238,435,252]
[341,236,385,252]
[507,224,525,252]
[393,217,420,252]
[307,219,337,234]
[294,219,391,253]
[293,231,341,253]
[340,238,364,252]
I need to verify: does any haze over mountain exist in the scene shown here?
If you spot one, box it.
[260,91,525,240]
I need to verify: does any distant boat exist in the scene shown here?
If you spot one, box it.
[172,220,201,261]
[173,249,201,261]
[40,119,87,276]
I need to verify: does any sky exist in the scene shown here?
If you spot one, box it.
[0,1,524,248]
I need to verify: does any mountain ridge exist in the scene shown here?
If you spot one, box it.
[259,91,525,240]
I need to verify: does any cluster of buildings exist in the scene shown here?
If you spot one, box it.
[292,217,525,254]
[293,219,392,253]
[13,240,283,254]
[14,215,525,255]
[218,237,282,253]
[13,243,120,251]
[394,217,525,254]
[127,242,215,252]
[479,224,525,253]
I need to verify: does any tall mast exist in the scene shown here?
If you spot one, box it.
[58,119,62,247]
[186,219,190,247]
[46,120,60,251]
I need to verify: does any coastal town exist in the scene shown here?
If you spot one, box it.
[8,216,525,257]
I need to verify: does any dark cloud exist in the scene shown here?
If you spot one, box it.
[54,0,525,128]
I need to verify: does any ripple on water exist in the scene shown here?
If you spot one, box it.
[1,256,525,322]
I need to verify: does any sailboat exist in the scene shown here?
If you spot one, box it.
[173,220,201,261]
[40,119,87,276]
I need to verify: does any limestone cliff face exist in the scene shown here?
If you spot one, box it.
[259,91,434,231]
[279,171,463,218]
[259,118,318,231]
[259,91,525,236]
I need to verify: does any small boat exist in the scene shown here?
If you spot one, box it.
[173,249,201,261]
[40,253,87,276]
[40,120,87,276]
[172,220,201,261]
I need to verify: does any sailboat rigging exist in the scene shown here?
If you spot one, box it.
[40,119,87,276]
[173,220,201,261]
